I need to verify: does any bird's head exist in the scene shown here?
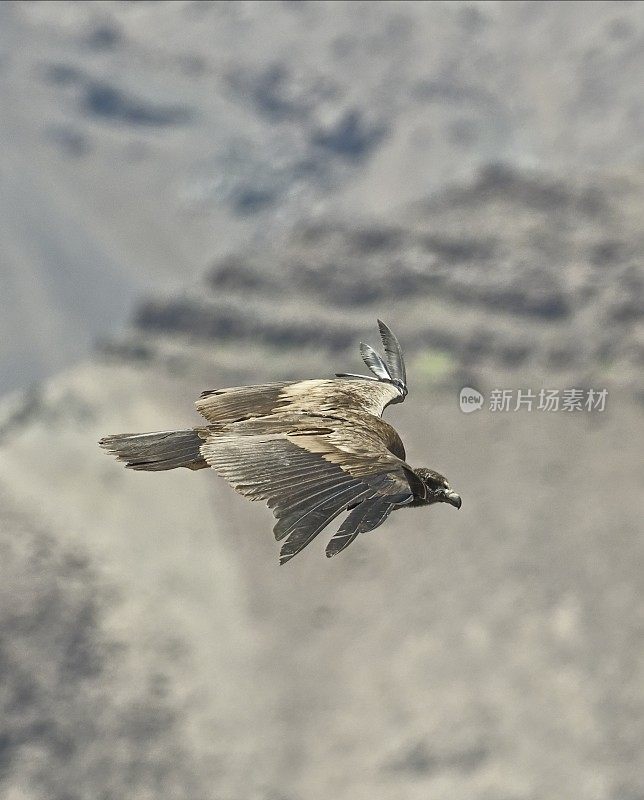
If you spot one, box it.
[413,467,462,509]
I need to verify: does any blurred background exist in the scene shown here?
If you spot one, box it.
[0,2,642,799]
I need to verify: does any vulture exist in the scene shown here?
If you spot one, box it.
[100,321,461,563]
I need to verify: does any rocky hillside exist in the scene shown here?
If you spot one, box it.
[1,165,643,796]
[2,1,643,391]
[106,165,643,400]
[0,351,642,800]
[1,3,643,799]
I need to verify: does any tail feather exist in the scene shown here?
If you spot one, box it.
[99,429,207,471]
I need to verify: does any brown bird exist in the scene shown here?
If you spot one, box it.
[99,321,461,563]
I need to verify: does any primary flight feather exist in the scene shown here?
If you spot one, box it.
[99,321,461,564]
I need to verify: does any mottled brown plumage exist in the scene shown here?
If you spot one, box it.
[99,321,461,563]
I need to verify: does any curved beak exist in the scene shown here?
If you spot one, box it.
[444,490,462,510]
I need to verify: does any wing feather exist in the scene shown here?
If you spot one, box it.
[279,485,372,564]
[275,479,364,542]
[359,343,392,381]
[377,320,407,386]
[325,495,406,558]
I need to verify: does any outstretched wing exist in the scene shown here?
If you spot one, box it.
[199,415,414,564]
[196,323,408,424]
[196,377,402,423]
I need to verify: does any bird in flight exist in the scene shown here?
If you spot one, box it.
[100,321,461,564]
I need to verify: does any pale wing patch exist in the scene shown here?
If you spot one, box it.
[196,378,401,425]
[195,382,290,424]
[288,430,405,479]
[281,379,400,417]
